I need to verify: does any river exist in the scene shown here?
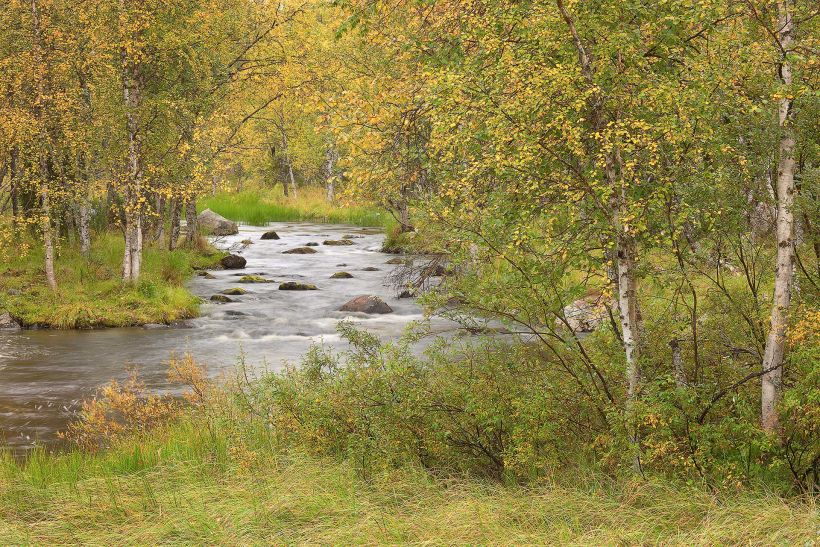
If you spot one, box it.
[0,222,446,452]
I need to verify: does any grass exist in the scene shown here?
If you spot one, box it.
[0,230,224,329]
[0,414,815,544]
[199,185,394,228]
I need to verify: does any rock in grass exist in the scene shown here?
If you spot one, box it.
[238,275,274,283]
[386,257,408,265]
[283,247,318,255]
[221,287,248,296]
[339,295,393,314]
[220,254,246,269]
[279,282,318,291]
[0,312,22,330]
[260,230,280,240]
[330,272,354,279]
[323,239,354,246]
[210,295,233,303]
[197,209,238,236]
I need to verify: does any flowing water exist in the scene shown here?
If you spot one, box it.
[0,222,448,452]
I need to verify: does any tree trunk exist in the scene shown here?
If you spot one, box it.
[41,185,57,290]
[154,195,165,243]
[10,147,19,217]
[761,0,797,435]
[281,132,297,197]
[169,198,181,250]
[324,146,337,202]
[185,198,197,246]
[78,201,91,256]
[31,0,57,290]
[119,0,144,282]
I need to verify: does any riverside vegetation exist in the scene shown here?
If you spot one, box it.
[0,0,818,543]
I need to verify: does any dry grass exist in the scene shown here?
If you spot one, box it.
[0,418,815,545]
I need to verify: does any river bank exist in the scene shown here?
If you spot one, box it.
[0,391,815,544]
[0,232,224,330]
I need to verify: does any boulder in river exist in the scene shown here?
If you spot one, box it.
[197,209,238,236]
[560,295,610,333]
[339,295,393,314]
[305,242,319,246]
[221,287,248,296]
[283,247,318,254]
[323,239,354,246]
[279,282,318,290]
[361,267,381,272]
[220,254,246,269]
[196,271,217,279]
[210,294,233,303]
[342,234,363,239]
[260,230,280,240]
[330,271,354,279]
[0,311,22,330]
[238,275,274,283]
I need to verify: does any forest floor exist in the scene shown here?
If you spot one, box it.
[0,231,224,329]
[0,415,815,545]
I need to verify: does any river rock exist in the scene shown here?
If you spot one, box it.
[220,254,246,269]
[361,267,380,272]
[221,287,248,296]
[224,310,248,317]
[142,323,169,329]
[561,295,610,333]
[342,234,363,239]
[210,295,233,303]
[323,239,354,246]
[196,271,217,279]
[339,295,393,314]
[279,282,318,290]
[261,230,280,240]
[330,271,354,279]
[283,247,318,254]
[197,209,238,236]
[0,312,21,330]
[306,242,319,246]
[386,257,408,265]
[238,275,274,283]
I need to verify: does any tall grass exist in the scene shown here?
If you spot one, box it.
[199,185,394,228]
[0,414,815,544]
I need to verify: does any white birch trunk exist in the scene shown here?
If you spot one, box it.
[761,0,797,434]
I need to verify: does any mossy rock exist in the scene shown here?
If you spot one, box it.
[279,282,318,291]
[386,257,408,265]
[323,239,354,246]
[330,272,354,279]
[196,271,217,279]
[210,294,233,303]
[238,275,274,283]
[283,247,318,254]
[221,287,248,296]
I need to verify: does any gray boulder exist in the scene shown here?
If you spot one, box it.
[0,312,21,330]
[339,295,393,314]
[283,247,318,255]
[560,295,611,333]
[197,209,238,236]
[220,254,246,269]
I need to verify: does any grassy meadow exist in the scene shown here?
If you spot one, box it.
[199,185,394,228]
[0,409,815,545]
